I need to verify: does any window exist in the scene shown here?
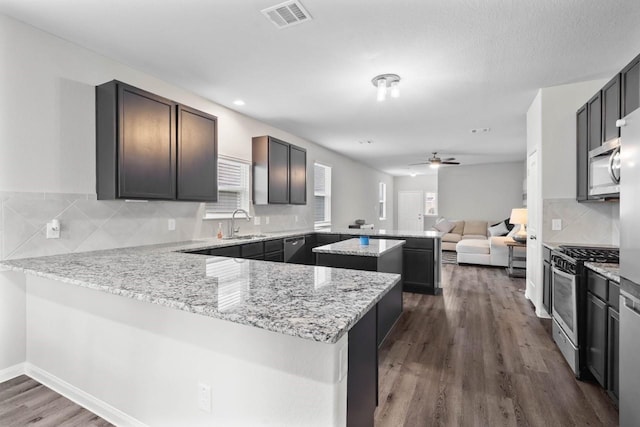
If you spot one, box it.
[204,157,250,219]
[314,163,331,227]
[378,182,387,220]
[425,192,438,215]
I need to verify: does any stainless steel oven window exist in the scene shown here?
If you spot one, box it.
[552,267,578,342]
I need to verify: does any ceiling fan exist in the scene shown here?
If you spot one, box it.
[410,152,460,168]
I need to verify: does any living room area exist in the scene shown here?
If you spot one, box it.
[394,161,528,269]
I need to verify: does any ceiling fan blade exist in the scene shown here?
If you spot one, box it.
[408,162,430,166]
[442,161,460,165]
[441,157,456,161]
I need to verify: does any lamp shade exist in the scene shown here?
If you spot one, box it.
[509,208,528,225]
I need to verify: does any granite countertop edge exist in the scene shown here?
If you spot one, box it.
[584,262,620,283]
[0,243,403,345]
[313,239,406,257]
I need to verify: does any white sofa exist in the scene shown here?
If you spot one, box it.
[456,236,525,267]
[435,218,525,267]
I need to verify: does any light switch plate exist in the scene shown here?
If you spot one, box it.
[168,219,176,231]
[552,219,562,231]
[254,216,261,225]
[265,216,270,225]
[197,382,211,412]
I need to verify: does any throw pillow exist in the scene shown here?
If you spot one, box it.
[488,221,509,236]
[491,218,515,231]
[507,226,519,238]
[433,219,455,233]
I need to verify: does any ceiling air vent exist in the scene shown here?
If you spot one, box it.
[261,1,312,29]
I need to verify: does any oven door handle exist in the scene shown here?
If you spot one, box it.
[552,265,575,280]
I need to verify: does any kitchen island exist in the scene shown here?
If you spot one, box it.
[0,241,400,427]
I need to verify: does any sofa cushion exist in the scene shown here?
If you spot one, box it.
[463,220,488,237]
[433,219,455,233]
[442,233,462,243]
[450,221,465,235]
[456,239,490,254]
[461,234,488,240]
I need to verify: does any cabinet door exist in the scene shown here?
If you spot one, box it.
[268,138,290,204]
[576,104,589,201]
[607,307,619,402]
[588,91,603,151]
[289,146,307,205]
[118,84,176,199]
[602,74,621,143]
[264,251,284,262]
[622,54,640,117]
[177,105,218,201]
[586,292,608,387]
[403,248,434,289]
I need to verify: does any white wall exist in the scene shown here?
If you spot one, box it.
[0,271,26,379]
[25,275,347,426]
[437,162,525,221]
[0,13,393,261]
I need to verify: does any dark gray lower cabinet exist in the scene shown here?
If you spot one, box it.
[347,306,377,427]
[585,269,620,404]
[402,248,435,294]
[586,291,608,386]
[607,307,620,403]
[542,247,552,314]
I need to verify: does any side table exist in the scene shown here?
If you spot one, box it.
[506,240,527,278]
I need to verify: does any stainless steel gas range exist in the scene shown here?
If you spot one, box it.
[550,245,619,378]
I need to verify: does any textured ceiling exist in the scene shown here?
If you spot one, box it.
[2,0,640,175]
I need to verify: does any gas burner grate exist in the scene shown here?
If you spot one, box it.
[559,246,619,263]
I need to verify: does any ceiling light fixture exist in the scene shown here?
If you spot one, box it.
[371,74,401,102]
[233,99,246,106]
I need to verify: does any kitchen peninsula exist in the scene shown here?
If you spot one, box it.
[0,240,401,427]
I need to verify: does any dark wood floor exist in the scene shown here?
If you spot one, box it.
[0,375,113,427]
[374,263,619,427]
[0,263,618,426]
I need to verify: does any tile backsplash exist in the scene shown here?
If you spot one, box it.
[0,192,311,260]
[543,198,619,245]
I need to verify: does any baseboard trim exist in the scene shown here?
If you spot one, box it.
[0,362,26,383]
[24,363,147,427]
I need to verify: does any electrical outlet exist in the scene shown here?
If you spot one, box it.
[295,215,298,223]
[552,219,562,231]
[198,382,211,412]
[168,219,176,231]
[254,216,261,225]
[265,216,270,225]
[46,219,60,239]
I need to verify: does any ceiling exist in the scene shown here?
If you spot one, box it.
[2,0,640,176]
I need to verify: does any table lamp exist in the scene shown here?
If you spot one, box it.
[510,208,528,243]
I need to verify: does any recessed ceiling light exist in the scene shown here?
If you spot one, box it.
[470,127,491,134]
[233,100,245,106]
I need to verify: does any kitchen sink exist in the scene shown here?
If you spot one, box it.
[222,234,267,240]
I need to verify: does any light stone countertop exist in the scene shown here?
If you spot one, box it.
[585,262,620,283]
[0,241,401,344]
[313,238,406,257]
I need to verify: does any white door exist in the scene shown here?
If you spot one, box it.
[526,150,542,314]
[397,191,424,231]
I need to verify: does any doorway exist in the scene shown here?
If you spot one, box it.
[397,191,425,231]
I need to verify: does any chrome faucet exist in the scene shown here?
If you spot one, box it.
[231,209,252,238]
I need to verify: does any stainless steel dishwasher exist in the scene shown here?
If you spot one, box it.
[284,236,305,263]
[620,282,640,427]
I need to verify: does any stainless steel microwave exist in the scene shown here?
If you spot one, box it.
[589,139,620,198]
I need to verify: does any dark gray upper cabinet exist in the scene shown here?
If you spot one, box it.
[177,105,218,201]
[96,80,218,201]
[587,91,603,151]
[622,53,640,117]
[576,104,589,202]
[97,81,176,200]
[602,74,621,143]
[289,145,307,205]
[252,135,307,205]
